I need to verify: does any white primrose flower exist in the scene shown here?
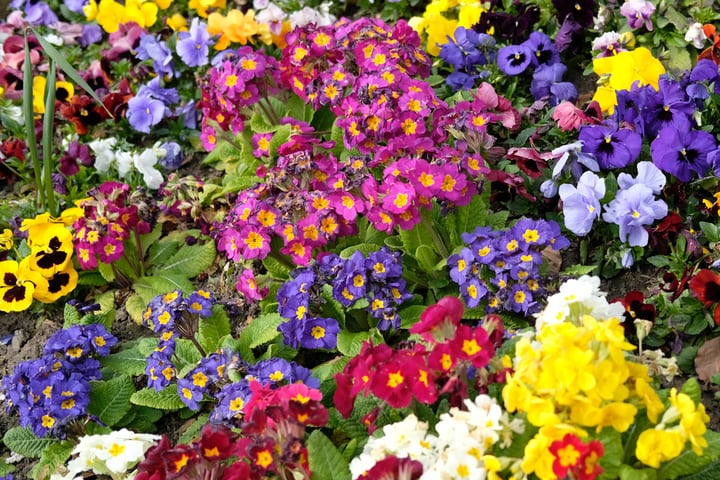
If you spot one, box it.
[535,275,625,329]
[51,429,160,480]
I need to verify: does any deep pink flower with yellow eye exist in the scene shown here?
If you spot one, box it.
[238,226,270,260]
[96,236,124,263]
[450,324,495,369]
[382,182,415,215]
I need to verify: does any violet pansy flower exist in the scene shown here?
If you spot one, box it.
[579,121,642,170]
[558,171,605,236]
[650,126,716,182]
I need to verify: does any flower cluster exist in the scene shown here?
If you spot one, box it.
[0,211,80,312]
[142,289,217,392]
[73,181,153,271]
[439,26,496,91]
[448,218,570,315]
[50,429,160,480]
[335,297,502,415]
[350,395,522,479]
[410,0,486,56]
[504,275,710,478]
[136,381,327,480]
[277,247,411,349]
[198,46,281,152]
[1,324,117,437]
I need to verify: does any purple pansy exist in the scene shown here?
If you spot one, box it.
[579,120,642,169]
[126,95,165,133]
[558,171,605,236]
[176,18,212,68]
[650,126,716,182]
[603,183,667,247]
[497,44,533,76]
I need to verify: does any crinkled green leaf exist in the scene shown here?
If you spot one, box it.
[155,240,215,278]
[30,439,74,480]
[131,387,185,411]
[238,313,284,362]
[339,243,381,259]
[198,304,231,354]
[3,427,57,458]
[146,239,179,270]
[88,375,135,427]
[100,346,149,376]
[307,430,351,480]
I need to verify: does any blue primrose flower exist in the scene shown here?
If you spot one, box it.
[300,317,340,349]
[558,170,605,236]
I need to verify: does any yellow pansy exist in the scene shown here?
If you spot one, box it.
[32,261,78,303]
[0,229,13,251]
[166,13,187,31]
[592,47,666,113]
[0,259,47,312]
[188,0,226,18]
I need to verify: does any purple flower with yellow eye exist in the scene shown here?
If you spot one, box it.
[522,31,559,67]
[176,18,211,68]
[651,126,716,182]
[497,44,533,76]
[558,171,605,236]
[300,317,339,349]
[579,121,642,169]
[603,183,667,247]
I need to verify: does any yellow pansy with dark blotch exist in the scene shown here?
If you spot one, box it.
[32,261,78,303]
[0,258,48,312]
[27,223,74,275]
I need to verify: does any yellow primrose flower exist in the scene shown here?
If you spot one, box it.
[670,388,710,455]
[0,229,13,251]
[166,13,187,31]
[636,428,685,468]
[0,258,48,312]
[592,47,666,113]
[154,0,172,10]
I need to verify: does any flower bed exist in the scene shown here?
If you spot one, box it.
[2,0,720,479]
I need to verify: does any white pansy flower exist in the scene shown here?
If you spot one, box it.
[134,147,164,189]
[685,22,707,49]
[88,138,117,174]
[115,150,134,178]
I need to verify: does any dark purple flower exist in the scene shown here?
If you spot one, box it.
[474,5,540,43]
[579,121,642,169]
[651,126,717,182]
[641,76,694,138]
[553,0,597,28]
[59,140,93,176]
[497,44,533,76]
[554,17,584,53]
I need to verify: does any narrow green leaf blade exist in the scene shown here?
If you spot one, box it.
[30,27,112,117]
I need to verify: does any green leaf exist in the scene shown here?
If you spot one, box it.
[100,345,149,376]
[307,430,351,480]
[415,244,440,273]
[98,261,115,282]
[174,339,203,377]
[262,255,292,278]
[597,428,623,480]
[561,264,598,276]
[198,304,231,353]
[88,375,135,427]
[177,414,209,444]
[454,190,489,245]
[700,222,720,243]
[130,387,185,410]
[681,377,702,405]
[238,313,284,362]
[125,293,148,325]
[398,222,424,255]
[619,465,657,480]
[312,356,349,383]
[0,464,14,476]
[146,239,179,268]
[657,431,720,480]
[647,255,671,268]
[139,223,163,256]
[29,27,111,116]
[3,427,57,458]
[63,303,81,327]
[133,274,194,301]
[154,240,216,278]
[339,243,381,259]
[336,330,371,357]
[399,305,428,329]
[287,94,314,123]
[30,440,74,480]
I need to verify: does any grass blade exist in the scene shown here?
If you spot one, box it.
[42,58,57,216]
[30,27,113,118]
[23,29,43,211]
